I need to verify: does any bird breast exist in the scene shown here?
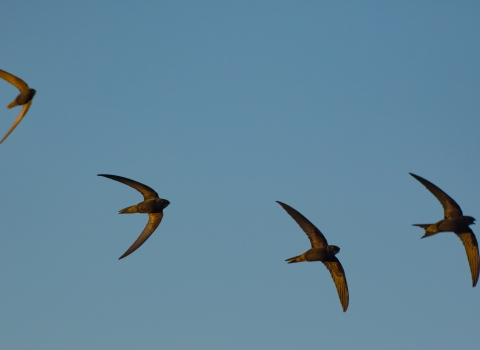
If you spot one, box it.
[304,248,331,262]
[136,199,165,213]
[437,217,473,232]
[15,89,36,105]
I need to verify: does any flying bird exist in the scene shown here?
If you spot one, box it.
[410,173,479,287]
[98,174,170,260]
[277,201,349,312]
[0,69,36,144]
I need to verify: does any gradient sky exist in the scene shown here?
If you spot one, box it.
[1,1,480,349]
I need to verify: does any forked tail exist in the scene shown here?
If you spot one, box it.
[412,223,437,238]
[412,224,430,229]
[285,254,306,264]
[7,100,17,109]
[119,204,139,214]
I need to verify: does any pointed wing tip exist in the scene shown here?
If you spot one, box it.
[409,173,421,180]
[119,249,134,260]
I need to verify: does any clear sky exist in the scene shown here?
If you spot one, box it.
[1,1,479,349]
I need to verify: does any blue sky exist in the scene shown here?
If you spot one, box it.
[1,1,479,349]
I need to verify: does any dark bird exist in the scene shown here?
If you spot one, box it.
[0,69,36,144]
[410,173,479,287]
[98,174,170,260]
[277,201,349,312]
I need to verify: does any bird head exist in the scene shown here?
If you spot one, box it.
[28,89,36,100]
[328,245,340,255]
[161,199,170,209]
[465,216,476,225]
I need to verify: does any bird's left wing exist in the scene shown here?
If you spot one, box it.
[323,258,349,312]
[0,100,32,144]
[455,228,479,287]
[119,212,163,260]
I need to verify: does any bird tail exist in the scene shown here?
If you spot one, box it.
[412,224,438,238]
[119,204,139,214]
[285,254,306,264]
[7,100,17,109]
[413,224,431,229]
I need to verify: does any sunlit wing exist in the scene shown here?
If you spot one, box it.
[323,258,349,312]
[0,100,32,144]
[119,212,163,260]
[0,69,29,92]
[277,201,328,248]
[98,174,159,200]
[410,173,463,219]
[455,228,479,287]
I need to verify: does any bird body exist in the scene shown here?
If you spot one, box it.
[120,198,168,214]
[286,246,340,263]
[7,87,36,109]
[410,173,479,287]
[414,216,476,238]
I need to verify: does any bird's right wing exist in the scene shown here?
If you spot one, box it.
[98,174,159,200]
[410,173,463,219]
[0,100,31,144]
[276,201,328,248]
[0,69,29,92]
[323,258,349,312]
[455,229,479,287]
[119,212,163,260]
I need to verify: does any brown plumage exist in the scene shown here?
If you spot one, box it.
[410,173,479,287]
[0,69,36,144]
[277,201,349,312]
[98,174,170,260]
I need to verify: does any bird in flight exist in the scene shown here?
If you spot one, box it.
[0,69,36,144]
[277,201,349,312]
[98,174,170,260]
[410,173,479,287]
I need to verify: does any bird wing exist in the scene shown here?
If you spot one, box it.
[410,173,463,219]
[276,201,328,248]
[0,69,29,92]
[0,100,32,144]
[322,258,349,312]
[455,228,479,287]
[119,212,163,260]
[98,174,159,200]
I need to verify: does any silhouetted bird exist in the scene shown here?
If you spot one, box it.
[410,173,479,287]
[0,69,36,144]
[277,201,349,312]
[98,174,170,260]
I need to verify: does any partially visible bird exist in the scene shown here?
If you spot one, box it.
[277,201,349,312]
[98,174,170,260]
[410,173,479,287]
[0,69,36,144]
